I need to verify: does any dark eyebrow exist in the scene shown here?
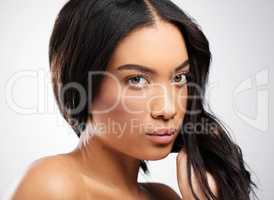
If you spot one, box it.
[172,59,190,72]
[116,59,190,75]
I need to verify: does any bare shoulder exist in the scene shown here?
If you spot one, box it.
[10,154,84,200]
[141,182,181,200]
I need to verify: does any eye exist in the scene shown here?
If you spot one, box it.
[126,75,149,88]
[172,72,189,86]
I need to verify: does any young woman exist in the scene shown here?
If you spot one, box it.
[11,0,256,199]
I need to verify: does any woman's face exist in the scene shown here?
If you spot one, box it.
[89,21,189,160]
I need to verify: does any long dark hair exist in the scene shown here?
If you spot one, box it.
[49,0,257,199]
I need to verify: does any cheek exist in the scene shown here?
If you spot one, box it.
[178,86,188,112]
[174,86,188,125]
[90,78,148,138]
[107,91,148,135]
[91,76,120,112]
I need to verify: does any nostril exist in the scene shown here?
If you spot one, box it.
[151,109,176,121]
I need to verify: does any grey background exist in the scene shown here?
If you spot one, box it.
[0,0,273,199]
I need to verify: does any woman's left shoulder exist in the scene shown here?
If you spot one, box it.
[140,182,181,200]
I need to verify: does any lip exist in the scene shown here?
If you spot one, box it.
[146,128,176,144]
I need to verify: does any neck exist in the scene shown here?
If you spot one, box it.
[71,135,142,195]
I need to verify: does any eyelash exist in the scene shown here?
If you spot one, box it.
[125,71,191,89]
[124,74,149,89]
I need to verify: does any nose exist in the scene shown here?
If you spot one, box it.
[150,87,177,121]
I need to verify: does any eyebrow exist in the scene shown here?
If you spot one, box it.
[116,59,190,76]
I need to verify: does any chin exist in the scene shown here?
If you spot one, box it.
[143,144,173,160]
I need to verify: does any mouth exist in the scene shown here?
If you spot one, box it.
[145,128,176,144]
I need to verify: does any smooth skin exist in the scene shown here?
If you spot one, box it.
[11,18,217,200]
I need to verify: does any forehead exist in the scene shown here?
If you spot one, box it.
[107,21,189,72]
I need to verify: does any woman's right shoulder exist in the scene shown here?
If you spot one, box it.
[10,154,85,200]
